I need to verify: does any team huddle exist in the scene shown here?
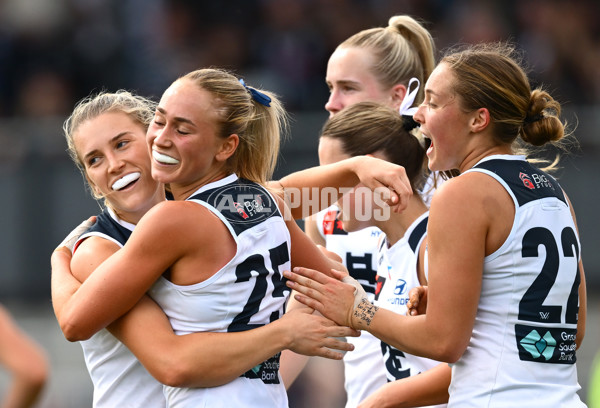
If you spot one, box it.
[49,14,587,408]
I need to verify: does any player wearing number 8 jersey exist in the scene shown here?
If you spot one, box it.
[284,42,587,407]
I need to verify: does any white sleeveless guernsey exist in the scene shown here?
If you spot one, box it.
[315,205,387,407]
[448,155,585,407]
[149,174,291,407]
[75,207,166,408]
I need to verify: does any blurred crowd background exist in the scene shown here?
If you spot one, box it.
[0,0,598,116]
[0,0,598,406]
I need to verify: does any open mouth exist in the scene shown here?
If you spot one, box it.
[425,138,433,155]
[152,149,180,165]
[112,172,141,191]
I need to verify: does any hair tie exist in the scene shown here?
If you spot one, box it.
[398,77,420,116]
[401,115,419,131]
[524,113,544,124]
[398,77,420,131]
[239,79,271,107]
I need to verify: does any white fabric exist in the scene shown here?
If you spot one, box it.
[75,209,165,408]
[398,77,420,116]
[149,175,290,407]
[314,206,388,407]
[375,212,446,408]
[448,155,585,407]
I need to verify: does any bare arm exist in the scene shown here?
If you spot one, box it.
[52,237,120,340]
[358,363,450,408]
[282,199,346,278]
[274,156,412,219]
[111,296,356,387]
[0,305,48,408]
[304,214,325,247]
[576,262,586,349]
[277,197,345,388]
[52,201,202,338]
[284,175,490,362]
[52,232,358,387]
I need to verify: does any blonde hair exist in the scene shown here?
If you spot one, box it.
[63,90,156,199]
[181,68,288,184]
[339,15,435,105]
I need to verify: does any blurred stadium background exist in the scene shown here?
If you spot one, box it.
[0,0,598,406]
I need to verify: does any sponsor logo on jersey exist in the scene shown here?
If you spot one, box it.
[374,274,386,299]
[519,171,555,190]
[374,277,410,305]
[519,329,556,360]
[371,230,382,238]
[519,172,535,189]
[208,184,276,225]
[515,324,577,364]
[244,352,281,384]
[322,209,347,235]
[393,278,407,295]
[234,202,249,219]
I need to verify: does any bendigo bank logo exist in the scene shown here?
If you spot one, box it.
[519,172,535,190]
[519,171,554,190]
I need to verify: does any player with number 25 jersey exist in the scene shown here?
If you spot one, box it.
[150,174,290,407]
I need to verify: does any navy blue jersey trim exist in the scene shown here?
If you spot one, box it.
[408,216,428,253]
[86,208,132,246]
[473,159,566,207]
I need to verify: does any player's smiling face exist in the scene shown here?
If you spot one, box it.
[147,78,231,198]
[74,111,164,224]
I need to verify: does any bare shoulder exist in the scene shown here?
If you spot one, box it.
[155,199,232,239]
[429,173,505,232]
[71,236,120,282]
[73,236,120,260]
[137,200,219,233]
[430,172,510,213]
[430,171,514,254]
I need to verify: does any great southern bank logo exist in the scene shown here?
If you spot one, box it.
[519,329,556,360]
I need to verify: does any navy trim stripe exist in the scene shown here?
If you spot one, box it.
[473,159,566,207]
[408,217,428,253]
[86,208,132,246]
